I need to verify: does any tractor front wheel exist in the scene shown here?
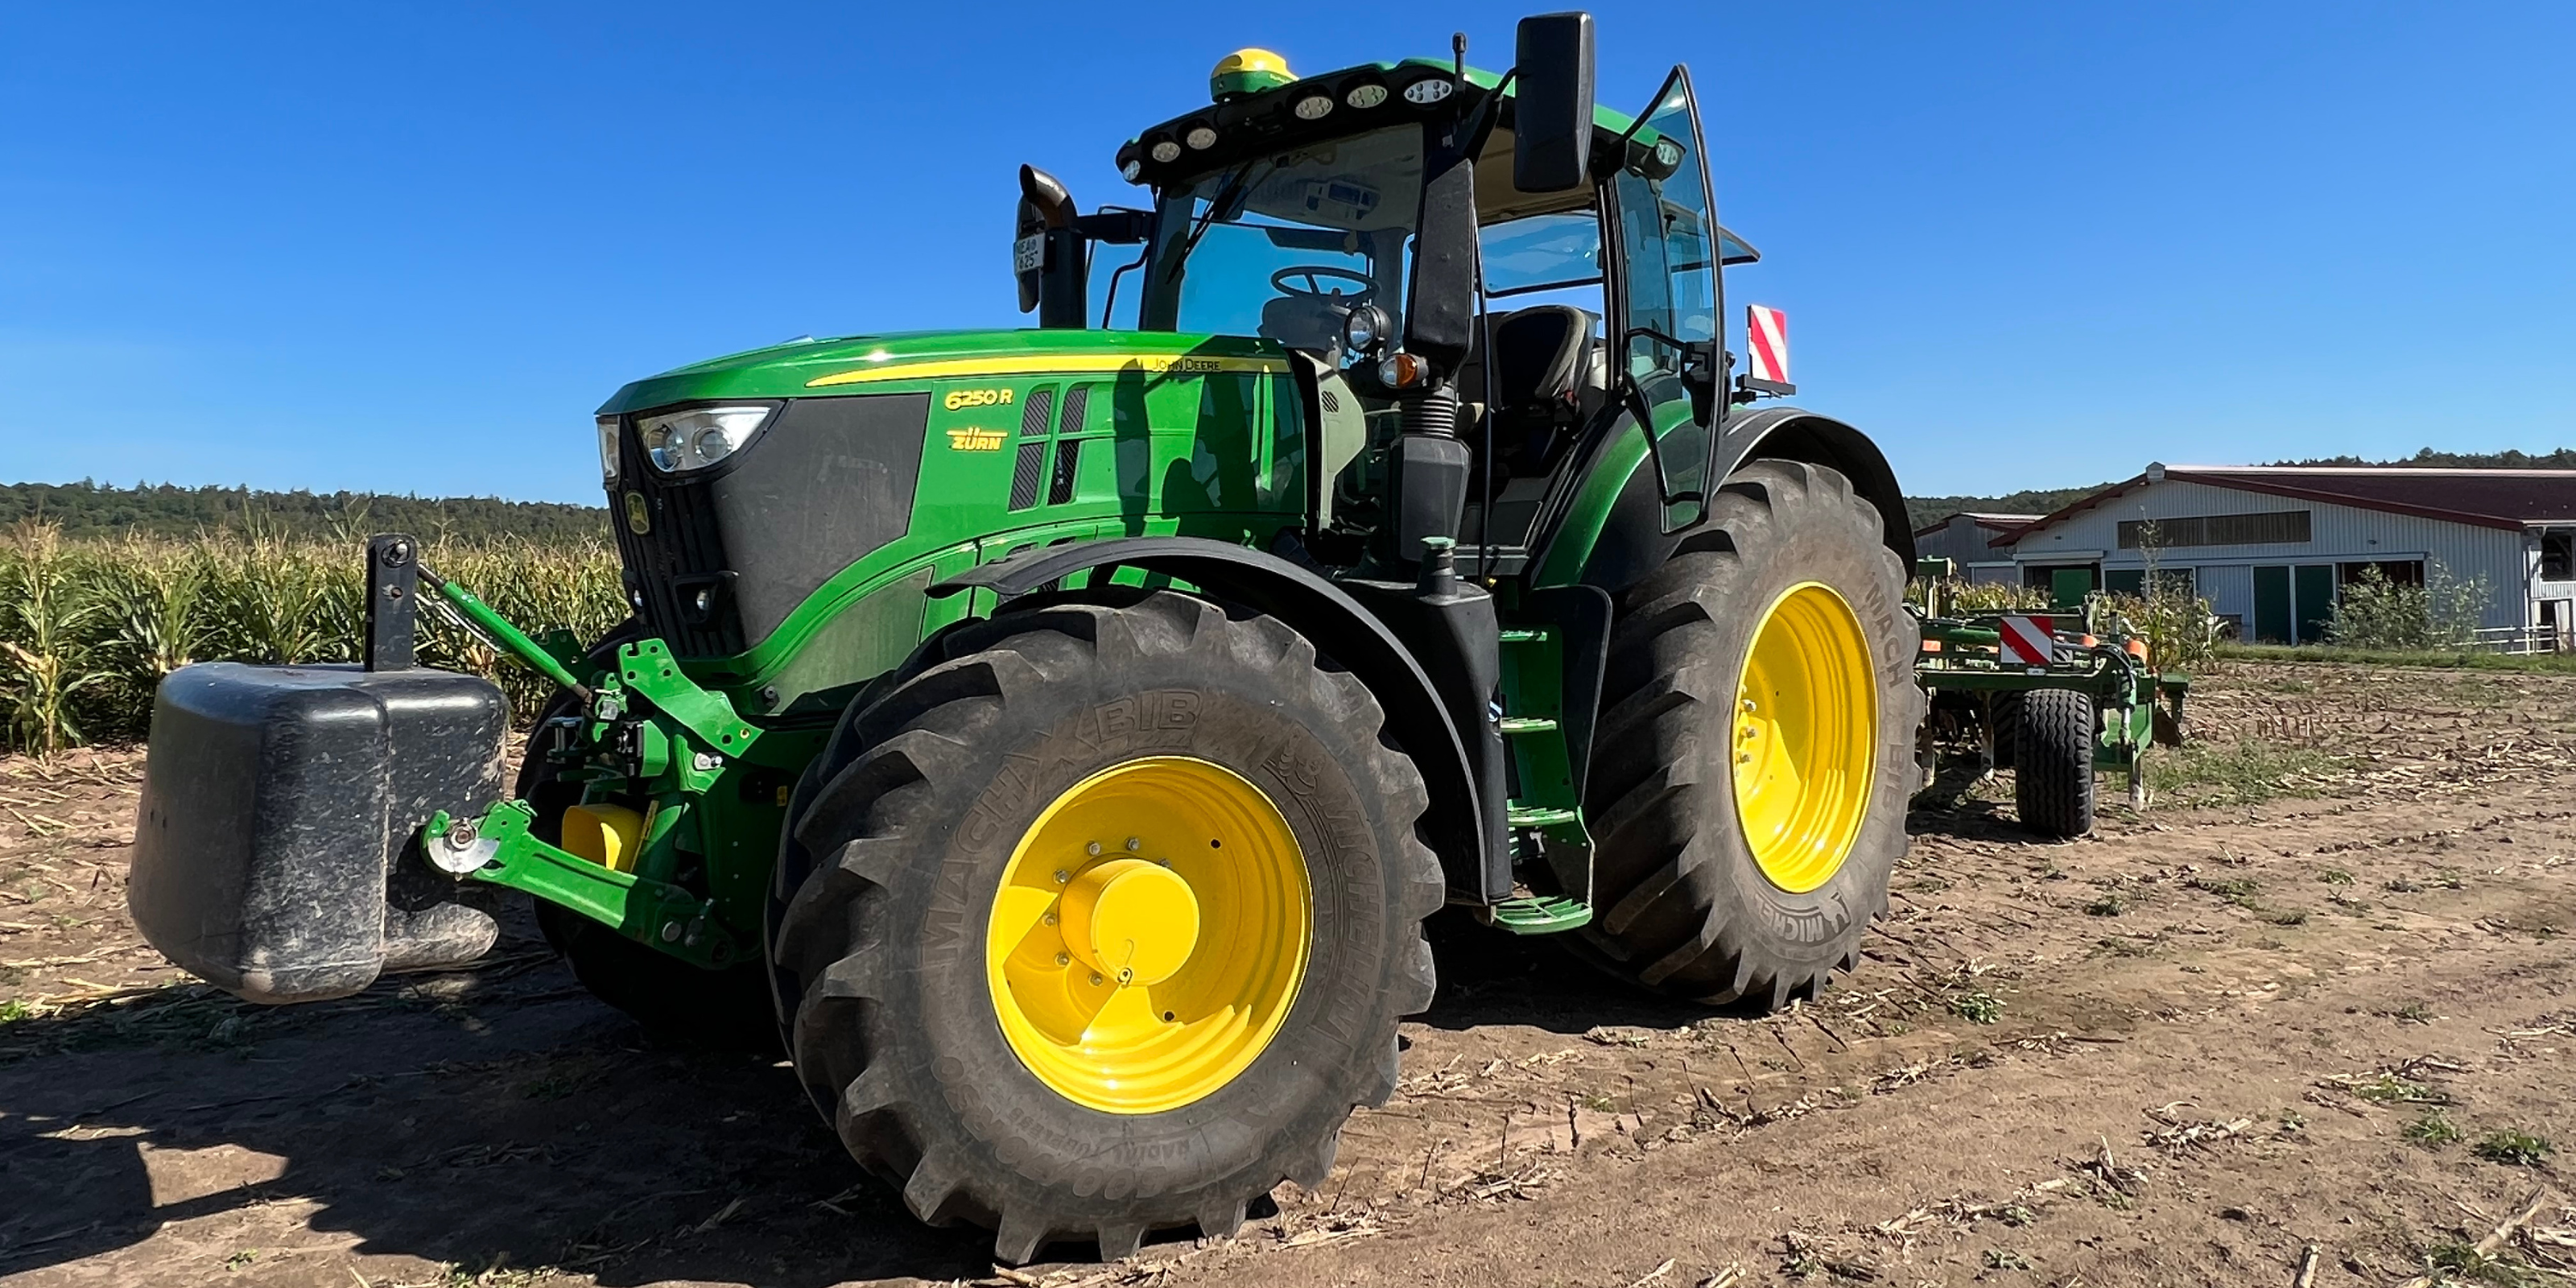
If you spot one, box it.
[1577,460,1924,1006]
[770,591,1441,1262]
[518,640,778,1052]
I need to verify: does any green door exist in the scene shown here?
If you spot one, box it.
[2252,566,2292,642]
[2294,564,2337,644]
[1611,67,1720,515]
[2049,566,2094,609]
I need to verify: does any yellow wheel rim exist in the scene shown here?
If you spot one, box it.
[1732,582,1877,894]
[985,757,1311,1114]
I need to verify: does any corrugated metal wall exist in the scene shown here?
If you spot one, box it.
[1914,514,2020,571]
[2004,478,2533,637]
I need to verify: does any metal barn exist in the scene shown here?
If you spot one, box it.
[1912,511,2038,583]
[1996,464,2576,646]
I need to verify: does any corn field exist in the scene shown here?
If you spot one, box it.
[0,522,624,755]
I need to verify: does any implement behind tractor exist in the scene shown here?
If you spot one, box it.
[129,14,1928,1261]
[1913,561,2190,836]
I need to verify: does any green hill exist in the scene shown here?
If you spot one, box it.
[1,481,609,543]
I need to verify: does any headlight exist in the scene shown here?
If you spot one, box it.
[634,405,775,473]
[1342,303,1388,353]
[596,416,621,486]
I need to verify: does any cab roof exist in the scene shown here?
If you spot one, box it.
[1117,59,1655,197]
[1117,56,1758,263]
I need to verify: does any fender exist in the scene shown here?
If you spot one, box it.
[1532,405,1913,596]
[932,537,1497,902]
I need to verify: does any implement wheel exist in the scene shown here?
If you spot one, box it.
[2013,688,2097,838]
[1578,460,1924,1006]
[518,653,778,1051]
[770,591,1440,1262]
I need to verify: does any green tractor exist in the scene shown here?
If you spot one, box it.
[130,14,1922,1261]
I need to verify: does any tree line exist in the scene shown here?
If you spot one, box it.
[0,481,609,543]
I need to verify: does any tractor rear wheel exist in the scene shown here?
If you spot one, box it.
[518,633,777,1051]
[2012,689,2097,838]
[1577,460,1924,1006]
[770,591,1441,1262]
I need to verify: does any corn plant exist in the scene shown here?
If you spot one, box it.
[0,528,626,751]
[0,522,105,755]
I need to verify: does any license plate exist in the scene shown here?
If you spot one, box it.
[1013,233,1044,275]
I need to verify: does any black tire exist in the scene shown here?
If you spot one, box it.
[517,627,778,1052]
[770,591,1442,1263]
[2012,688,2097,838]
[1575,460,1925,1006]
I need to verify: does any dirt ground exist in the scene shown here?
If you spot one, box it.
[4,660,2573,1288]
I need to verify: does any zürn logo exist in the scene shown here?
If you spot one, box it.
[946,427,1007,452]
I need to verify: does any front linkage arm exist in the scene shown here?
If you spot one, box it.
[371,535,796,968]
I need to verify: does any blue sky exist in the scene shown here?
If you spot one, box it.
[3,2,2570,504]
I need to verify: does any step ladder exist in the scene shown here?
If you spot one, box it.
[1484,625,1595,933]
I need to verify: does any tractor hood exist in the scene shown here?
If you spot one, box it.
[597,328,1291,416]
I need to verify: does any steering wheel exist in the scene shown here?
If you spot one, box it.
[1269,266,1376,302]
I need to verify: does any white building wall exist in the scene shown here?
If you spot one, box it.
[2004,477,2533,634]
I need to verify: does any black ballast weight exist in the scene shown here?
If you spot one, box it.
[130,662,510,1004]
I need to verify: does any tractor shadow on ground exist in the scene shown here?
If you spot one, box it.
[1905,752,2047,844]
[1412,910,1766,1034]
[0,914,994,1288]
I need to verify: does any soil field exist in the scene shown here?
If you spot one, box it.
[4,661,2572,1288]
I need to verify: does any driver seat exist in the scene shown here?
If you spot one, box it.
[1484,305,1597,475]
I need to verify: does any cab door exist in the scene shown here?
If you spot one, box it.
[1608,67,1722,522]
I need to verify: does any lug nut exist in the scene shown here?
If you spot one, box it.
[1055,952,1071,966]
[1117,968,1133,985]
[1086,841,1103,857]
[1054,869,1071,884]
[1089,972,1104,986]
[1125,837,1141,852]
[1042,911,1058,926]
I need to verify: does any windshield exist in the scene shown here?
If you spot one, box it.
[1135,126,1424,349]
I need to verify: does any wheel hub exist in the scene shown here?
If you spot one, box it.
[985,757,1311,1114]
[1057,857,1200,986]
[1732,581,1878,894]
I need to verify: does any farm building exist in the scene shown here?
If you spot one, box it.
[1913,511,2038,579]
[1993,464,2576,646]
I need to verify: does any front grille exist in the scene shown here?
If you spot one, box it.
[605,392,930,663]
[610,425,745,657]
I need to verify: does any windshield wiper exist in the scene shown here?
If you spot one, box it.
[1164,160,1273,284]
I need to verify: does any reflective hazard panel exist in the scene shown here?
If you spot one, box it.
[1998,614,2055,667]
[1746,304,1789,385]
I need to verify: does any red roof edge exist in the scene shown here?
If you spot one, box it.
[1988,474,2149,548]
[2160,469,2529,530]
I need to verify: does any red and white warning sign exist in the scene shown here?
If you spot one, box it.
[1997,614,2055,667]
[1746,304,1790,384]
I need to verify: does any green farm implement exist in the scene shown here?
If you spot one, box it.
[130,15,1926,1261]
[1913,568,2190,836]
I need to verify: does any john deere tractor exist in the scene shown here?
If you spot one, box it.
[130,14,1922,1261]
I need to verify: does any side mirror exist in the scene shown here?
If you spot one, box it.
[1512,12,1596,193]
[1015,166,1087,328]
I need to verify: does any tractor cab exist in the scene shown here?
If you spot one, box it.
[1017,27,1757,576]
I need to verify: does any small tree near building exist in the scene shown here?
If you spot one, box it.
[2326,564,2490,650]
